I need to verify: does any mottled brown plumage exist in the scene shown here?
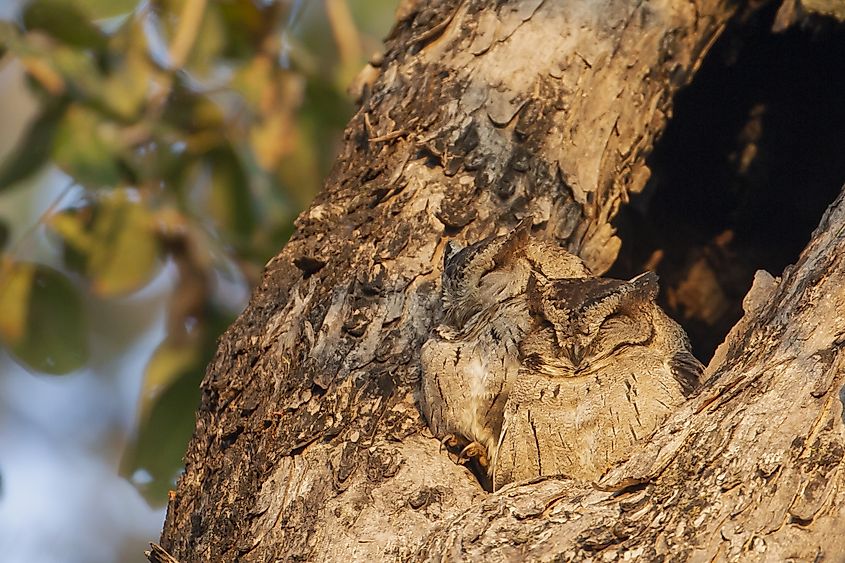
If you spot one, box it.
[420,228,701,492]
[419,222,589,475]
[492,271,702,489]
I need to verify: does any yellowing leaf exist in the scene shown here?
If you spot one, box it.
[231,56,272,111]
[48,211,95,254]
[66,0,137,19]
[19,55,66,96]
[0,260,35,344]
[87,192,161,296]
[99,19,153,120]
[185,4,226,75]
[47,191,162,297]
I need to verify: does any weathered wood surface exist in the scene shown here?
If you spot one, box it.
[155,1,845,561]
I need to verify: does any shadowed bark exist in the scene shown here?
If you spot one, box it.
[159,0,845,560]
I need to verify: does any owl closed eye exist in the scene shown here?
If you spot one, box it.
[522,272,660,373]
[588,309,655,359]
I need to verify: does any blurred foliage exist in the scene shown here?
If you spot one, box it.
[0,0,397,504]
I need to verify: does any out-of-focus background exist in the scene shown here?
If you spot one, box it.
[0,1,397,560]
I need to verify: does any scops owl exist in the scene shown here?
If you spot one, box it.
[492,270,702,490]
[419,221,590,477]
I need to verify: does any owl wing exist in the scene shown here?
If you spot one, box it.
[419,337,464,440]
[492,377,542,491]
[492,359,584,491]
[420,331,518,460]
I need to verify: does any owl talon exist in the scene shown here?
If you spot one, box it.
[458,442,489,467]
[438,434,467,464]
[439,434,459,453]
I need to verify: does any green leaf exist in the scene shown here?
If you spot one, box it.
[140,338,200,414]
[217,0,276,60]
[52,105,124,187]
[0,221,9,251]
[67,0,138,20]
[207,146,256,242]
[122,350,204,505]
[122,304,234,505]
[0,104,65,190]
[0,261,88,374]
[23,0,108,51]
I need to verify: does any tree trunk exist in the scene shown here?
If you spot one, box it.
[159,0,845,560]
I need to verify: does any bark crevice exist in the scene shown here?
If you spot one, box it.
[610,3,845,362]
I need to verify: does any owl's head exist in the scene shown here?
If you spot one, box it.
[525,272,660,371]
[441,221,532,327]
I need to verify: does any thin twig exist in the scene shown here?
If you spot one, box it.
[368,130,406,143]
[168,0,208,69]
[325,0,361,68]
[5,178,77,260]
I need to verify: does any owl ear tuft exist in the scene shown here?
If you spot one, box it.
[492,217,532,266]
[627,271,659,303]
[599,271,659,316]
[444,240,464,267]
[512,215,534,237]
[583,272,659,319]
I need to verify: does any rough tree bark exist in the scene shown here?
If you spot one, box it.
[159,0,845,560]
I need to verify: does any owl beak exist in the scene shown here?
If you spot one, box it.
[567,344,586,367]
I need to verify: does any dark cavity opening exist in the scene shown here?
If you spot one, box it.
[608,7,845,363]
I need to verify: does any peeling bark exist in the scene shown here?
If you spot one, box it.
[156,0,845,560]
